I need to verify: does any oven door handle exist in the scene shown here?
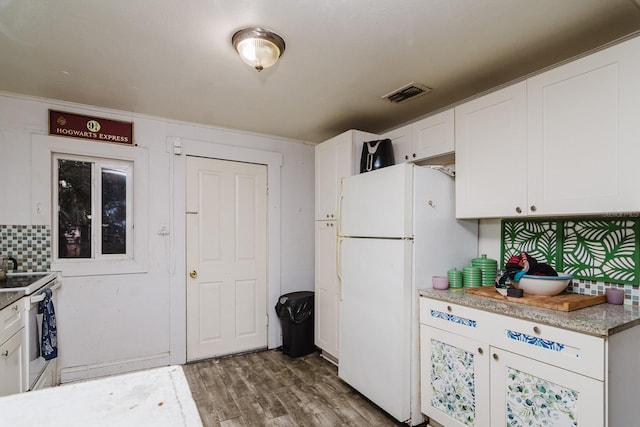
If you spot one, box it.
[29,281,61,304]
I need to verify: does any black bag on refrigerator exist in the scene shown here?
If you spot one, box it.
[360,139,395,173]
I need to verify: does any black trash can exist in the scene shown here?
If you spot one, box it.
[275,291,315,357]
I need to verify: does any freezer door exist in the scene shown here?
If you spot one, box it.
[338,237,412,422]
[339,163,413,238]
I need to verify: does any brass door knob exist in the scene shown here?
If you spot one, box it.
[189,270,197,279]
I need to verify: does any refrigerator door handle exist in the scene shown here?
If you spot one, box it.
[337,177,345,237]
[336,236,344,301]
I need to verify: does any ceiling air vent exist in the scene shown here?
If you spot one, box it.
[382,82,432,103]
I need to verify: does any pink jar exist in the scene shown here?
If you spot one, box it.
[605,288,625,305]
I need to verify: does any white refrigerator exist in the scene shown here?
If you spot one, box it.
[337,163,478,425]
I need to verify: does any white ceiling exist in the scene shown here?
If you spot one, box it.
[1,0,639,144]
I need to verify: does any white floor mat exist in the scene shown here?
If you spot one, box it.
[0,366,203,427]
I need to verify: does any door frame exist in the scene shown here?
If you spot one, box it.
[168,137,283,365]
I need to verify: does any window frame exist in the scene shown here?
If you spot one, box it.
[31,134,148,276]
[53,153,134,262]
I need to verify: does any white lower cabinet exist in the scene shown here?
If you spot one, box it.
[421,325,490,427]
[0,328,25,396]
[490,347,603,426]
[420,298,609,426]
[0,300,26,397]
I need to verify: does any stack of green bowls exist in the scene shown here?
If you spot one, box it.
[448,268,463,288]
[472,254,499,286]
[462,265,482,287]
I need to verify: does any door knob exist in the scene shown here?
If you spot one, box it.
[189,270,198,279]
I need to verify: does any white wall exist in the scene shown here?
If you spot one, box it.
[0,92,315,382]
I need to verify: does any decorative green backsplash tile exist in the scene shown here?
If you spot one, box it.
[501,217,639,286]
[562,219,638,284]
[501,220,560,268]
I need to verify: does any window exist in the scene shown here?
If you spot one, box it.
[32,134,148,276]
[54,154,133,261]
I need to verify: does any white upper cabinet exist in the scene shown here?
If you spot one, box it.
[382,109,455,164]
[527,36,640,216]
[455,35,640,218]
[455,82,528,218]
[380,124,413,164]
[315,130,378,220]
[413,109,455,160]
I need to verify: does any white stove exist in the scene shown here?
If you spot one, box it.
[0,272,58,295]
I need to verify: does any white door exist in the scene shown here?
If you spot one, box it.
[186,156,267,361]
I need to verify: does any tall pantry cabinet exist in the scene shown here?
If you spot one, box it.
[314,129,378,361]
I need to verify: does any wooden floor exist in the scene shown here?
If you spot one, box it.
[183,349,403,427]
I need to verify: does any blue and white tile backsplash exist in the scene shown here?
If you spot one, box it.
[0,225,51,272]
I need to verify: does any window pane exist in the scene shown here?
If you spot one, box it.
[58,160,92,258]
[101,167,127,254]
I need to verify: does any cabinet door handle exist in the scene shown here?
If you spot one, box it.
[530,205,537,212]
[337,237,344,301]
[412,153,417,158]
[446,305,452,312]
[492,353,499,361]
[404,155,409,160]
[515,206,522,214]
[326,214,330,218]
[533,326,541,334]
[477,348,483,355]
[11,305,18,311]
[1,350,8,357]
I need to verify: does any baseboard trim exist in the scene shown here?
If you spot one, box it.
[320,350,338,366]
[60,353,170,383]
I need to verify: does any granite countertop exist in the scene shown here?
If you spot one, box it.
[0,292,23,311]
[419,288,640,338]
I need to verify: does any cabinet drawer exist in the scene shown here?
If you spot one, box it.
[488,315,604,381]
[420,298,492,340]
[0,299,25,345]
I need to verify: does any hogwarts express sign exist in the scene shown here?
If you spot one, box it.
[49,110,133,145]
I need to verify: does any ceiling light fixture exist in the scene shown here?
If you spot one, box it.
[232,27,286,72]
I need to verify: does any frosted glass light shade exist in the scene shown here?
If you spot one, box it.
[232,28,285,72]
